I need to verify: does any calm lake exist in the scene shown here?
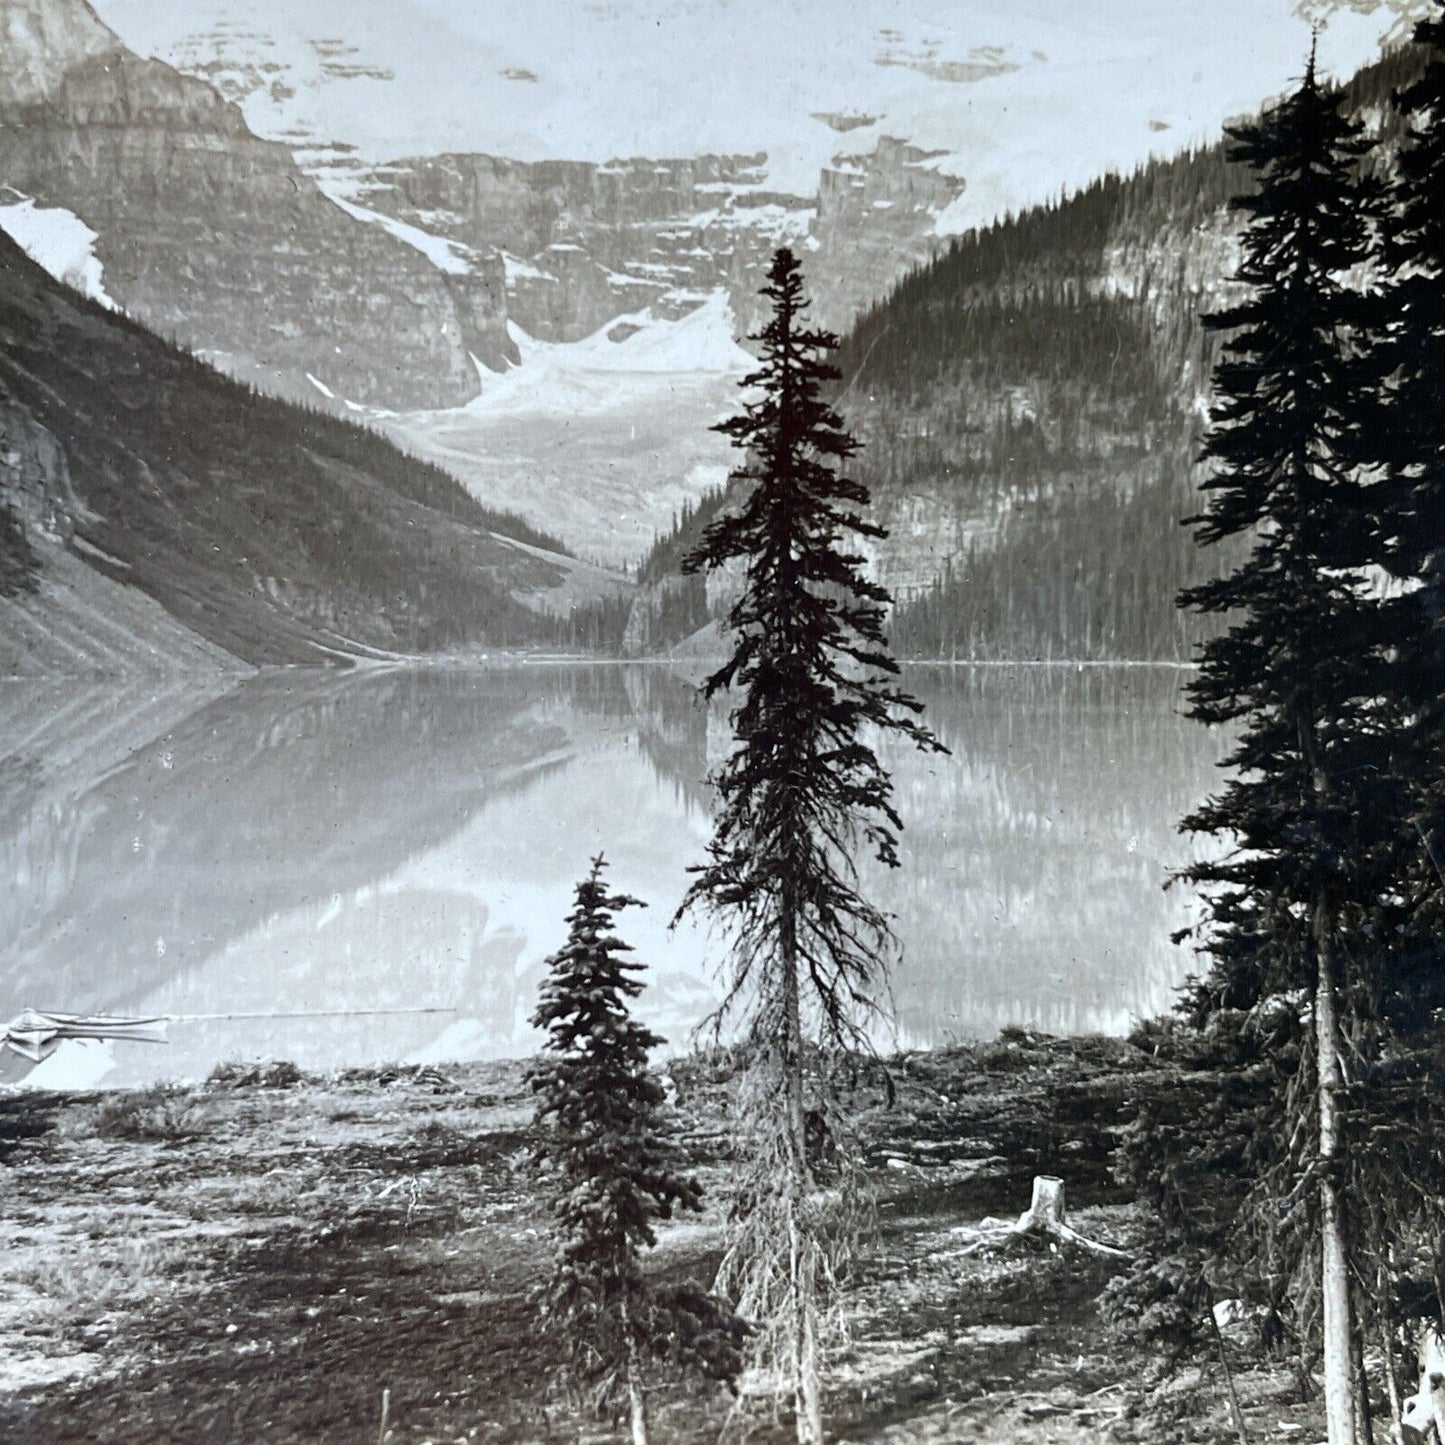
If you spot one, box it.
[0,664,1226,1087]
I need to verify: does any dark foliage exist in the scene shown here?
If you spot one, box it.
[1380,3,1445,869]
[639,486,731,586]
[678,247,945,1047]
[1115,44,1445,1406]
[1136,53,1394,1379]
[529,857,742,1420]
[1102,1012,1289,1358]
[1177,50,1395,1002]
[546,578,710,658]
[1360,0,1445,1349]
[547,592,636,654]
[0,498,38,597]
[676,250,942,1438]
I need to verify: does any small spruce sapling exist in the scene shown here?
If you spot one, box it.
[529,856,744,1445]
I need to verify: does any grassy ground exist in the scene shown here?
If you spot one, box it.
[0,1036,1334,1443]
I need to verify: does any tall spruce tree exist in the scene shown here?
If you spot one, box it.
[1382,2,1445,904]
[678,247,943,1444]
[1385,2,1445,659]
[530,857,742,1445]
[1361,0,1445,1378]
[1176,49,1395,1445]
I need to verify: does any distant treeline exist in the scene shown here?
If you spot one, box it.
[139,327,574,560]
[888,467,1245,661]
[638,487,731,586]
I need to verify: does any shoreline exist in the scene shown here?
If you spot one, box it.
[0,654,1203,685]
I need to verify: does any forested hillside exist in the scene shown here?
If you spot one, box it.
[635,44,1423,662]
[0,230,625,671]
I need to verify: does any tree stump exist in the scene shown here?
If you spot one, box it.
[957,1175,1131,1260]
[1016,1175,1067,1234]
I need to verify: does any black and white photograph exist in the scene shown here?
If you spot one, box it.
[2,1,1445,1440]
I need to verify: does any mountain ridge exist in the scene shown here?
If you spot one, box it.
[0,0,515,409]
[0,226,626,673]
[630,41,1422,662]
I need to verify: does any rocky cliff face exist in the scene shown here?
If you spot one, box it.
[0,0,971,420]
[346,150,803,343]
[806,136,971,332]
[346,136,965,345]
[104,1,977,346]
[0,0,513,408]
[0,0,115,105]
[0,399,84,547]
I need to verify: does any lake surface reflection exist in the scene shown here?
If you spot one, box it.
[0,664,1226,1086]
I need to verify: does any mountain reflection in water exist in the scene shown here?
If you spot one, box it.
[0,664,1224,1086]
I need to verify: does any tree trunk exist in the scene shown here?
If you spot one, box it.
[1016,1175,1067,1233]
[1379,1261,1406,1445]
[627,1367,649,1445]
[781,904,824,1445]
[1315,904,1363,1445]
[1207,1288,1251,1445]
[795,1284,822,1445]
[623,1305,649,1445]
[1356,1319,1375,1445]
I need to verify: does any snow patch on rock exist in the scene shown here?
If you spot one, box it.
[94,0,1400,236]
[383,293,751,564]
[0,196,115,308]
[324,191,477,275]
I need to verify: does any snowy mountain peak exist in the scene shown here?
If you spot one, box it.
[91,0,1400,233]
[1296,0,1434,45]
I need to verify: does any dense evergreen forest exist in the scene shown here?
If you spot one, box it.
[1096,24,1445,1441]
[835,147,1245,661]
[634,42,1428,662]
[0,496,37,598]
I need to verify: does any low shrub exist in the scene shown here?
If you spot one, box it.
[91,1086,200,1143]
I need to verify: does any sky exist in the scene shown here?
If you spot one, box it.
[94,0,1412,227]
